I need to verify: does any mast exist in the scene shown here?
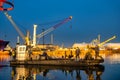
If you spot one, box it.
[32,24,37,47]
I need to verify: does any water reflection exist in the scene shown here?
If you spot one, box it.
[1,53,120,80]
[0,54,10,66]
[10,65,104,80]
[106,53,120,64]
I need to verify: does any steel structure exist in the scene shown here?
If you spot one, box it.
[4,12,29,45]
[36,16,72,39]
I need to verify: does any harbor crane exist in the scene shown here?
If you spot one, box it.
[32,16,72,46]
[98,36,116,47]
[91,35,116,47]
[36,16,72,39]
[4,12,30,45]
[4,12,72,47]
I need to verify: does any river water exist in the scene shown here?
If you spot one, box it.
[0,54,120,80]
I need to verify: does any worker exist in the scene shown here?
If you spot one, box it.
[75,47,81,60]
[84,45,93,60]
[64,50,67,59]
[84,51,93,60]
[68,50,73,59]
[42,51,48,60]
[94,45,99,59]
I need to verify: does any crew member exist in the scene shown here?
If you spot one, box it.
[75,47,81,60]
[95,45,99,59]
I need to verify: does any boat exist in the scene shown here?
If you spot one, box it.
[0,40,9,51]
[10,44,104,66]
[10,65,105,73]
[10,58,104,66]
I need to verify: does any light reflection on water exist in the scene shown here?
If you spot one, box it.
[10,65,104,80]
[105,54,120,64]
[0,53,120,80]
[0,54,10,66]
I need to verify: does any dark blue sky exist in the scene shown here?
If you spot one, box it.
[0,0,120,47]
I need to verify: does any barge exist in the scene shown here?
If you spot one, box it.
[10,45,104,66]
[10,58,104,66]
[10,64,105,72]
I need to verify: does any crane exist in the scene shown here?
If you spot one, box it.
[4,12,72,47]
[36,16,72,39]
[4,12,30,45]
[91,35,116,47]
[91,35,100,46]
[98,36,116,47]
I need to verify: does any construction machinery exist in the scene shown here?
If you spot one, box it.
[36,16,72,39]
[4,12,72,47]
[91,35,116,47]
[4,12,30,45]
[32,16,72,47]
[98,36,116,47]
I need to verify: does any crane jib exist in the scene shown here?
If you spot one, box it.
[37,16,72,39]
[53,17,72,29]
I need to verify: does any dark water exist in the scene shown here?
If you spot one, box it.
[0,54,120,80]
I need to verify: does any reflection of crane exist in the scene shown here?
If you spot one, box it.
[4,12,30,45]
[98,36,116,47]
[36,16,72,39]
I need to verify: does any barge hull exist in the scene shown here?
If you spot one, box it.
[10,59,104,66]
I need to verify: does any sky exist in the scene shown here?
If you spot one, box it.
[0,0,120,47]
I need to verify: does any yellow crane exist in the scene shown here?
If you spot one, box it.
[4,12,30,45]
[98,36,116,47]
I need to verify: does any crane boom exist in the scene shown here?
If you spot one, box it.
[98,36,116,47]
[4,12,26,42]
[36,16,72,39]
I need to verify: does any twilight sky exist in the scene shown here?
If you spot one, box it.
[0,0,120,47]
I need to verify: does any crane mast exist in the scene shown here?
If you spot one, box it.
[36,16,72,39]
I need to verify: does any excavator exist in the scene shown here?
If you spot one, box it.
[4,12,72,47]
